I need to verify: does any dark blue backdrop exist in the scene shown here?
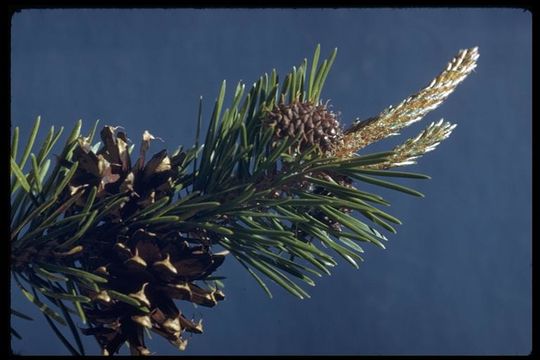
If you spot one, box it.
[10,9,531,355]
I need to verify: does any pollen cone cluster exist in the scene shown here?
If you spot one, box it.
[62,126,226,355]
[263,100,342,154]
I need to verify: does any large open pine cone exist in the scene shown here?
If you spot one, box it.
[61,126,227,355]
[80,229,226,355]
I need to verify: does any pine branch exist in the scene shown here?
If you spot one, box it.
[11,45,478,355]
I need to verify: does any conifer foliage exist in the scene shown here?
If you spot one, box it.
[10,45,478,355]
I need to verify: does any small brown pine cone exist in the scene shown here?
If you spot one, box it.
[264,101,342,153]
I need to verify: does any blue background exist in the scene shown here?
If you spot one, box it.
[10,9,531,355]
